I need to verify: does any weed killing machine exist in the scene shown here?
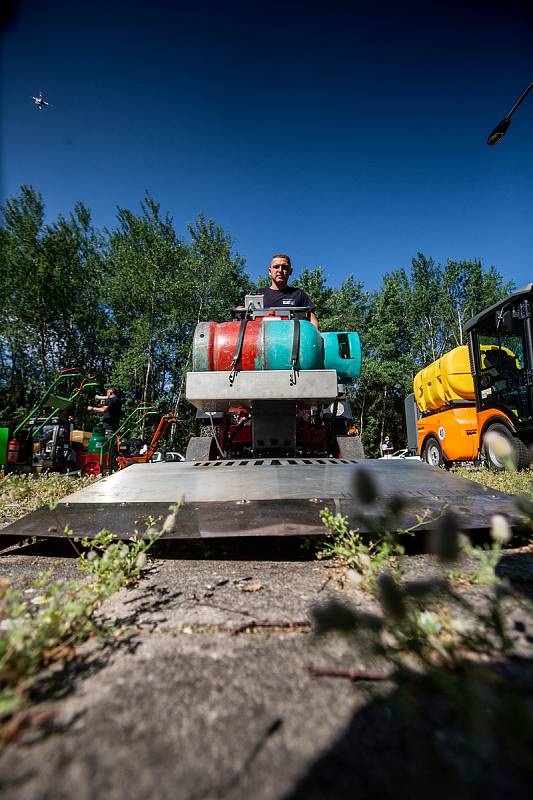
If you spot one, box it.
[2,300,517,542]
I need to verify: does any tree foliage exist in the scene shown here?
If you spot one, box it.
[0,185,513,455]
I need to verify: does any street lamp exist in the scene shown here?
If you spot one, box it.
[487,81,533,145]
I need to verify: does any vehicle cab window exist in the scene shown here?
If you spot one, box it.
[476,311,531,422]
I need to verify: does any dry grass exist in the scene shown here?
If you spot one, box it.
[452,465,533,499]
[0,473,96,525]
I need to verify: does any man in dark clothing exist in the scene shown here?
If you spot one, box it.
[88,387,122,437]
[381,435,394,458]
[257,254,319,329]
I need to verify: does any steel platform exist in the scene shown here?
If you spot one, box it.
[186,369,339,412]
[1,459,519,541]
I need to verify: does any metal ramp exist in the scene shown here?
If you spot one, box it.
[1,459,519,541]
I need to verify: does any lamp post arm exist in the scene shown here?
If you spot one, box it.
[487,81,533,146]
[505,81,533,121]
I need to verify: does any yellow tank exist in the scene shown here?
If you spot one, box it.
[414,346,474,413]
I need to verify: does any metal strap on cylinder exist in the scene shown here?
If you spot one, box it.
[229,305,252,385]
[290,317,300,385]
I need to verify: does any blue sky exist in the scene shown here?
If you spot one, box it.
[1,0,532,290]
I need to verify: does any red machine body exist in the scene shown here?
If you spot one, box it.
[80,451,112,476]
[205,406,328,458]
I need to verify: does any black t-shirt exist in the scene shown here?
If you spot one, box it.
[103,395,122,430]
[257,286,315,311]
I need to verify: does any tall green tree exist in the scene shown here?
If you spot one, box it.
[295,266,333,323]
[104,199,250,419]
[104,193,189,406]
[169,213,251,424]
[0,187,106,421]
[357,270,414,455]
[440,259,514,350]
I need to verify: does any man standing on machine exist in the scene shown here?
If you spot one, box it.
[88,387,123,437]
[258,254,319,329]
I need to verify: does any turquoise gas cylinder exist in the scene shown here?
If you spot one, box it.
[262,319,323,371]
[322,332,362,384]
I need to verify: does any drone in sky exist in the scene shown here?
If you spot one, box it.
[31,91,51,110]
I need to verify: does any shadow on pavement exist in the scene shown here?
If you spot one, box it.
[285,659,533,800]
[497,550,533,601]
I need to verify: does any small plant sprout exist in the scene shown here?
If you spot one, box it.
[318,508,407,584]
[318,488,427,585]
[490,514,512,545]
[456,517,512,585]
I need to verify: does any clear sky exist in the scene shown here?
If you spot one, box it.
[1,0,532,290]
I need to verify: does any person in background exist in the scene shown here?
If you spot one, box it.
[88,387,122,437]
[381,435,394,458]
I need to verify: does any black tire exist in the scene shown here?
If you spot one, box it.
[422,436,446,468]
[185,435,218,462]
[482,423,530,471]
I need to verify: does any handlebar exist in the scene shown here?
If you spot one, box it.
[231,305,316,321]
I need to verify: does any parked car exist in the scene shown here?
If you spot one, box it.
[379,448,421,460]
[150,451,185,463]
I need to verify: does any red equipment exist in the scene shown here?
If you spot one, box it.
[80,451,112,476]
[6,439,20,465]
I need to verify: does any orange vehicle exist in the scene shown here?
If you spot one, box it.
[116,413,180,469]
[414,284,533,470]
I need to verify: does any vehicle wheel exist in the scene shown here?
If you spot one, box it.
[83,461,101,476]
[422,436,446,468]
[482,423,530,471]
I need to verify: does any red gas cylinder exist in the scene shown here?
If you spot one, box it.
[193,320,264,372]
[6,439,20,465]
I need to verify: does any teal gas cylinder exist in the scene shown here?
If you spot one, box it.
[322,332,362,384]
[262,319,323,370]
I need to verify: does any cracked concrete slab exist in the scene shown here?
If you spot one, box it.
[0,558,373,800]
[1,550,533,799]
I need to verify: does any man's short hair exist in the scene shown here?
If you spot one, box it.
[270,253,291,267]
[106,387,117,395]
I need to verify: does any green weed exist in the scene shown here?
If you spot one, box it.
[317,508,408,585]
[317,468,439,585]
[0,517,170,724]
[312,467,533,788]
